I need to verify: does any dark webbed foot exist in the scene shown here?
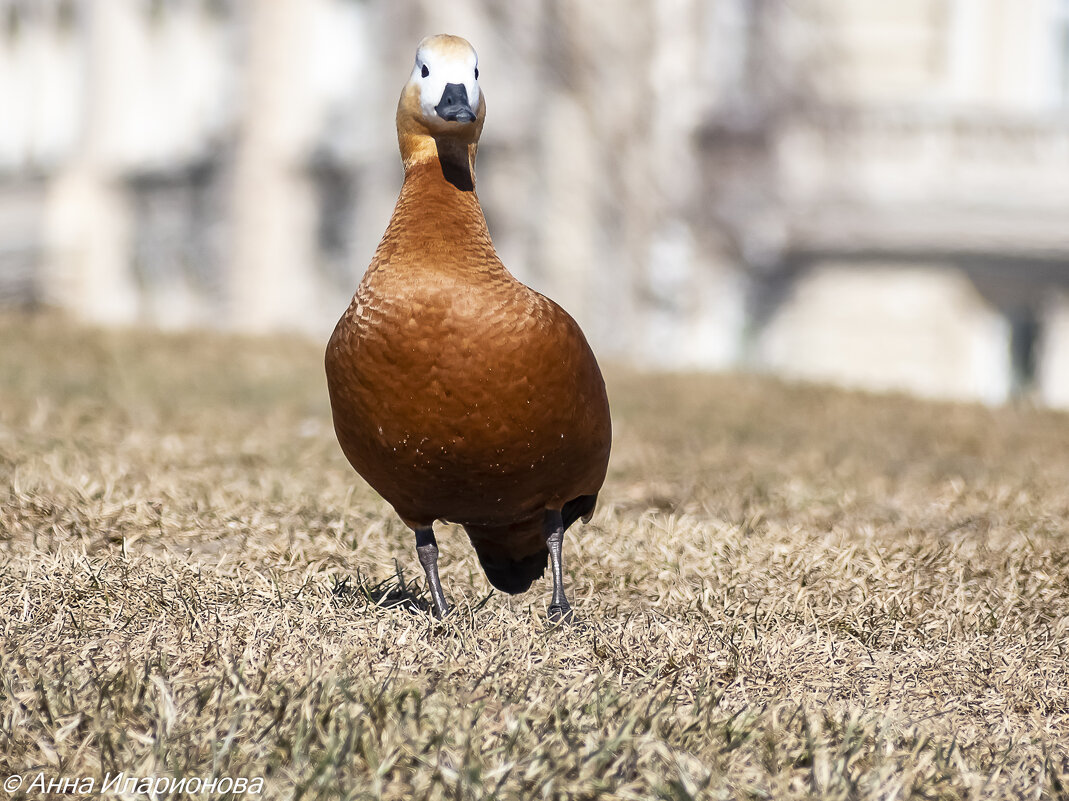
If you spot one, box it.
[547,601,574,624]
[415,527,451,618]
[543,509,574,624]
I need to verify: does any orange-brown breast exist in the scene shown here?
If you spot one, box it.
[325,161,611,530]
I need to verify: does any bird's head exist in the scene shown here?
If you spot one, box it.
[397,34,485,179]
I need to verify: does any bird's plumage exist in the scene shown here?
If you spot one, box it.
[324,35,610,614]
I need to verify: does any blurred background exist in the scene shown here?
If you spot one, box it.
[2,0,1069,407]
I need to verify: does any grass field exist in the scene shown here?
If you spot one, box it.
[1,312,1068,800]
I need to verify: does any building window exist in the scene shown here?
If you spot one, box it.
[1009,307,1040,398]
[310,157,356,286]
[127,160,225,321]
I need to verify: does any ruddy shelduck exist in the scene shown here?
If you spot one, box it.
[325,34,611,621]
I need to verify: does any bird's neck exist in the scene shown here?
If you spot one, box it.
[399,134,478,192]
[375,136,498,274]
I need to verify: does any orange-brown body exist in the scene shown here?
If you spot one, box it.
[325,37,610,597]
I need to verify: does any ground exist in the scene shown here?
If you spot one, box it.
[1,313,1067,800]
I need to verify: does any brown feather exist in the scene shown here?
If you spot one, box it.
[324,39,611,589]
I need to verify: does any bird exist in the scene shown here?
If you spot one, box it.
[324,34,611,622]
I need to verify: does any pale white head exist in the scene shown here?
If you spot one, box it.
[407,34,482,127]
[396,35,486,175]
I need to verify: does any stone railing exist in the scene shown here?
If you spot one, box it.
[776,106,1069,258]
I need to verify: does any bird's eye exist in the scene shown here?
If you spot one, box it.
[474,67,479,80]
[421,64,429,78]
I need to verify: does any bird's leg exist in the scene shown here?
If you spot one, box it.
[415,527,451,618]
[543,509,574,623]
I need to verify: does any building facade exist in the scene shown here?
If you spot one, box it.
[1,0,1068,405]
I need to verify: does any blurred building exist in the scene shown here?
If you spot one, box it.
[1,0,1068,407]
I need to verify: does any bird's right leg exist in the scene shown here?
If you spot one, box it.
[415,526,451,618]
[543,509,574,623]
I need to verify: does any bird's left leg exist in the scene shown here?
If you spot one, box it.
[543,509,574,623]
[415,526,451,618]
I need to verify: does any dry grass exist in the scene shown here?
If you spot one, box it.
[1,312,1068,800]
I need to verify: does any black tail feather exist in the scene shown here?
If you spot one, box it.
[476,548,548,594]
[468,494,598,595]
[561,493,598,531]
